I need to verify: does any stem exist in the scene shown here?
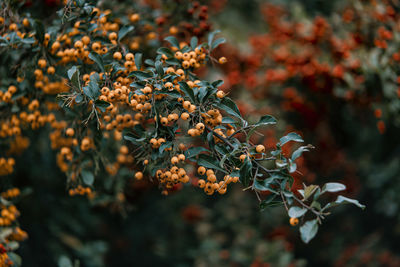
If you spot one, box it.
[280,191,289,212]
[206,125,277,175]
[292,194,324,221]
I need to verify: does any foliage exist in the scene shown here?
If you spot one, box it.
[0,0,374,266]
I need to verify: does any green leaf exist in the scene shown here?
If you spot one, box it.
[124,134,146,145]
[185,147,209,159]
[324,195,366,210]
[88,74,100,99]
[67,66,81,90]
[135,53,142,69]
[83,86,93,99]
[165,58,180,65]
[288,159,297,173]
[144,59,154,66]
[197,154,227,173]
[178,81,195,103]
[218,97,242,120]
[240,157,252,187]
[129,71,152,81]
[212,80,224,87]
[88,52,105,72]
[81,169,94,186]
[34,20,45,43]
[95,100,110,112]
[256,115,277,126]
[321,183,346,193]
[208,30,221,47]
[21,37,35,44]
[118,25,134,41]
[58,255,73,267]
[303,185,319,201]
[157,47,174,58]
[198,86,216,103]
[190,36,198,49]
[253,179,277,193]
[211,37,226,50]
[222,117,236,124]
[288,206,307,218]
[164,36,180,48]
[260,194,282,210]
[291,145,314,161]
[300,219,318,243]
[159,141,173,153]
[8,252,22,266]
[155,61,164,76]
[247,115,277,141]
[279,132,304,146]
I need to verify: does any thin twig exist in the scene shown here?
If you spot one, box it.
[280,191,289,212]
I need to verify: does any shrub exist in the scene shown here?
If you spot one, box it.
[0,0,364,265]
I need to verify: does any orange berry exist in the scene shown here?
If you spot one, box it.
[256,145,265,153]
[171,156,179,165]
[181,112,190,120]
[113,52,122,60]
[218,57,227,64]
[66,128,75,137]
[290,217,299,226]
[135,172,143,180]
[216,91,225,98]
[198,179,206,188]
[196,123,205,131]
[198,166,206,175]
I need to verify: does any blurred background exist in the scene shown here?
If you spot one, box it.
[5,0,400,266]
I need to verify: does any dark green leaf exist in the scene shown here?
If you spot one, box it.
[34,20,45,43]
[240,157,252,187]
[185,147,209,159]
[88,52,105,72]
[165,58,180,65]
[123,134,146,145]
[155,61,164,76]
[212,80,224,88]
[197,154,227,173]
[157,47,174,58]
[178,81,195,103]
[135,53,142,69]
[67,66,81,90]
[159,141,173,153]
[95,100,110,112]
[164,36,179,48]
[118,25,134,41]
[260,194,282,210]
[218,97,242,120]
[129,71,152,81]
[256,115,277,126]
[279,132,304,146]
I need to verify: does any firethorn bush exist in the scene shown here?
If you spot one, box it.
[0,0,369,266]
[211,0,400,265]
